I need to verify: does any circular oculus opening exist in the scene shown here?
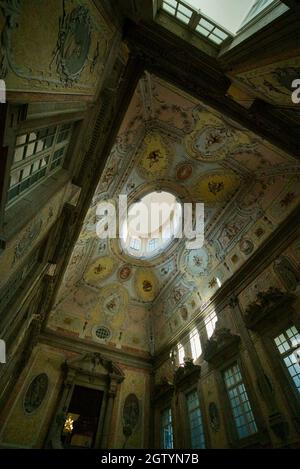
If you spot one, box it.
[120,191,182,259]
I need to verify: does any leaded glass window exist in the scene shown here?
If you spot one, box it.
[8,122,73,204]
[274,325,300,394]
[186,390,205,449]
[223,363,257,439]
[161,407,174,449]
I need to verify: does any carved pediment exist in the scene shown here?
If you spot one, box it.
[174,357,201,387]
[153,376,174,401]
[244,287,295,331]
[203,327,240,365]
[64,352,124,382]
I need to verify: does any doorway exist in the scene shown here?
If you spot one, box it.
[61,385,104,448]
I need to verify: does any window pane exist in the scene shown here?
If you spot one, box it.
[187,391,205,449]
[130,238,141,250]
[199,18,214,31]
[161,407,173,449]
[29,132,37,142]
[196,25,210,37]
[274,325,300,393]
[162,2,176,15]
[176,12,190,24]
[189,328,202,359]
[7,185,20,201]
[205,312,217,339]
[10,171,21,187]
[213,29,228,40]
[209,34,223,44]
[148,239,158,251]
[16,134,26,146]
[25,142,35,157]
[164,0,177,7]
[40,156,49,168]
[178,342,185,365]
[8,122,72,204]
[36,139,44,153]
[33,160,41,172]
[178,4,192,16]
[14,146,25,162]
[44,135,54,149]
[22,164,32,178]
[224,364,257,439]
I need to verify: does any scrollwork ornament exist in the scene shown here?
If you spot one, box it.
[52,4,92,85]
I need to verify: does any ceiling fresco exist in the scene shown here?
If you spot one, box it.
[229,56,300,107]
[47,72,300,354]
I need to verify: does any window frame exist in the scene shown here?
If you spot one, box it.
[259,313,300,431]
[160,405,174,449]
[148,238,158,252]
[204,311,218,340]
[0,104,84,229]
[216,356,267,448]
[7,122,73,207]
[222,362,258,440]
[177,342,185,366]
[189,327,202,361]
[185,387,207,449]
[160,0,232,46]
[129,237,141,251]
[273,325,300,396]
[174,360,210,449]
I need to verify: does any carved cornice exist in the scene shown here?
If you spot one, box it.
[174,358,201,388]
[243,287,296,331]
[152,377,174,403]
[203,328,241,366]
[39,330,152,369]
[65,351,125,382]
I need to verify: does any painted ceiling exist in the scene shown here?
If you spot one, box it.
[47,72,300,354]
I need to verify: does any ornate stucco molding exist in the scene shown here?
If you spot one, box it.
[203,327,240,366]
[174,358,201,388]
[243,287,296,331]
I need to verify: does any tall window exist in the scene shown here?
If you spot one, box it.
[161,407,174,449]
[8,123,73,204]
[205,312,217,339]
[189,328,202,360]
[177,342,185,365]
[186,390,206,449]
[223,363,257,439]
[274,325,300,394]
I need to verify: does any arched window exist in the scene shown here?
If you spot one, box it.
[205,312,217,339]
[189,328,202,360]
[177,342,185,365]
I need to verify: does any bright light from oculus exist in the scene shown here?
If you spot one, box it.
[120,191,182,258]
